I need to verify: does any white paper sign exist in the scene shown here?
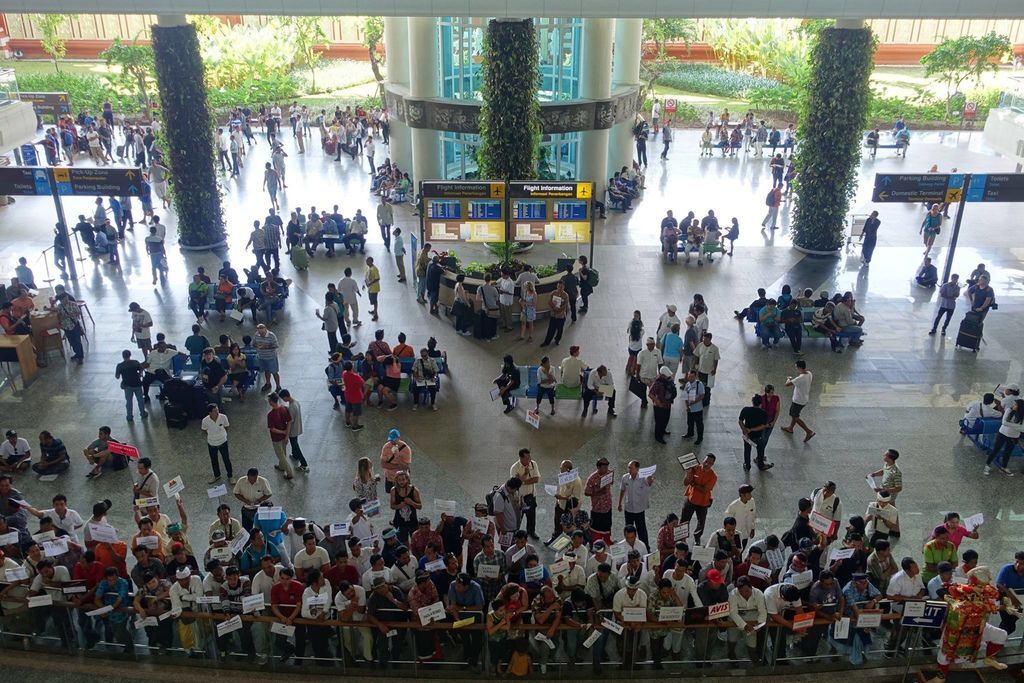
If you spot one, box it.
[271,622,296,637]
[582,628,602,648]
[88,523,118,544]
[489,387,501,401]
[747,564,772,582]
[609,543,628,561]
[86,605,114,616]
[163,476,185,498]
[524,565,544,582]
[0,531,19,546]
[548,560,569,576]
[809,511,836,536]
[790,570,813,590]
[534,632,556,649]
[330,523,350,537]
[42,537,69,557]
[38,475,58,482]
[305,593,329,607]
[674,524,689,541]
[63,585,87,594]
[135,497,159,508]
[28,594,54,608]
[865,476,878,493]
[477,564,501,579]
[599,472,614,488]
[638,465,657,478]
[137,535,161,550]
[364,500,381,517]
[207,484,228,498]
[228,528,250,556]
[558,469,579,486]
[242,594,264,614]
[434,499,458,514]
[472,517,491,534]
[962,513,984,532]
[216,615,242,636]
[32,531,56,543]
[659,606,685,622]
[856,611,882,629]
[677,452,699,470]
[424,558,446,572]
[418,601,446,625]
[622,606,647,623]
[208,546,233,562]
[196,595,222,605]
[690,546,715,564]
[601,617,624,635]
[510,547,527,564]
[903,601,926,618]
[543,484,558,496]
[256,506,283,520]
[5,566,29,581]
[549,535,571,552]
[833,617,851,639]
[829,548,856,562]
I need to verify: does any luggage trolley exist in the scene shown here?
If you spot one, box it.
[846,213,869,249]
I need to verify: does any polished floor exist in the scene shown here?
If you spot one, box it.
[0,125,1022,572]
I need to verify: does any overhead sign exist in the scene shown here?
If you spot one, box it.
[0,167,52,196]
[52,167,141,197]
[420,180,506,244]
[420,181,504,199]
[19,92,71,122]
[872,174,951,203]
[508,181,593,244]
[965,174,1024,203]
[900,600,947,629]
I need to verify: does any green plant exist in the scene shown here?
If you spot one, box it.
[658,64,781,99]
[921,32,1011,119]
[703,18,812,84]
[640,19,696,102]
[194,19,297,92]
[100,38,156,119]
[478,19,541,181]
[279,17,329,93]
[793,27,876,253]
[151,23,225,248]
[205,74,301,109]
[362,17,386,102]
[31,14,77,72]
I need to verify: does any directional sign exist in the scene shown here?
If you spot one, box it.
[0,167,52,196]
[900,600,947,629]
[53,167,141,197]
[965,174,1024,203]
[19,92,71,122]
[872,174,951,203]
[945,174,965,204]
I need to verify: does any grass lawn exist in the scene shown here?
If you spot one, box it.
[0,58,113,77]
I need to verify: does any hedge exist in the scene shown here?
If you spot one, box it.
[657,63,782,99]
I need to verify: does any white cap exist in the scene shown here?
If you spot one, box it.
[176,568,192,579]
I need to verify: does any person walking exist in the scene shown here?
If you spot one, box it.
[540,282,568,347]
[266,393,294,480]
[781,360,815,442]
[761,186,783,230]
[681,453,717,545]
[376,200,393,252]
[316,294,342,353]
[660,121,673,160]
[681,370,706,444]
[338,268,362,328]
[253,324,282,393]
[393,228,407,282]
[201,403,234,485]
[510,449,540,541]
[278,390,309,474]
[920,204,942,256]
[650,367,675,444]
[263,163,281,211]
[738,395,773,471]
[861,211,880,264]
[636,337,663,409]
[694,333,720,408]
[929,274,960,336]
[985,399,1022,476]
[115,350,147,422]
[618,460,655,548]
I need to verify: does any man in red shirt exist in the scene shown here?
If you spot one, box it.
[72,549,107,646]
[270,566,304,662]
[324,553,360,596]
[342,361,365,431]
[682,453,717,545]
[266,393,294,479]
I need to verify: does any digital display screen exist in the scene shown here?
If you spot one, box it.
[513,200,546,221]
[427,199,461,219]
[468,199,502,220]
[553,200,587,221]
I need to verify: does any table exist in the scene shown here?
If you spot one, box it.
[0,334,38,385]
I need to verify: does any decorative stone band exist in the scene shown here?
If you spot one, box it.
[384,84,642,135]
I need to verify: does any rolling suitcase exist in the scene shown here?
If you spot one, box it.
[290,244,309,270]
[956,314,983,352]
[165,403,189,429]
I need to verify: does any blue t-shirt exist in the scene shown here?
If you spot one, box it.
[447,580,485,608]
[662,333,683,360]
[996,563,1024,591]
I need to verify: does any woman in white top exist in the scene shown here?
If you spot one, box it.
[626,310,644,374]
[536,356,559,415]
[353,457,380,502]
[985,398,1023,476]
[300,569,334,661]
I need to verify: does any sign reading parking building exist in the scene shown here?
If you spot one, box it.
[871,174,952,203]
[52,167,141,197]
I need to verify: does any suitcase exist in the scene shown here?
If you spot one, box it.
[187,384,209,419]
[165,403,189,429]
[116,144,125,158]
[956,316,983,351]
[289,244,309,270]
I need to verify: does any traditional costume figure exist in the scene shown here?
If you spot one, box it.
[929,566,1008,682]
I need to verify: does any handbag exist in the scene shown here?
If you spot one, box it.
[628,375,647,401]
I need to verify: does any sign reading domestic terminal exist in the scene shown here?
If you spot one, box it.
[508,181,594,243]
[871,174,955,203]
[420,181,506,243]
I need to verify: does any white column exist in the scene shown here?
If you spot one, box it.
[383,17,412,173]
[608,18,642,176]
[407,17,442,182]
[834,18,865,29]
[577,18,613,197]
[156,14,188,27]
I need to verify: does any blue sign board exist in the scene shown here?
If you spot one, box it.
[900,601,947,629]
[965,173,1024,203]
[0,167,51,196]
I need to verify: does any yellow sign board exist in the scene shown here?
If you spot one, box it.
[489,183,505,198]
[550,222,591,244]
[945,187,962,204]
[464,222,505,243]
[576,183,592,199]
[52,168,70,183]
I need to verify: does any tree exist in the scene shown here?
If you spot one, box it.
[32,14,77,72]
[280,17,329,93]
[639,19,696,103]
[921,32,1011,118]
[362,17,385,102]
[100,38,156,119]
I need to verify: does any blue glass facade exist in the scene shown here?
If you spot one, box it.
[437,17,582,180]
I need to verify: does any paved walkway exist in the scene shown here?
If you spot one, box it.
[0,126,1021,571]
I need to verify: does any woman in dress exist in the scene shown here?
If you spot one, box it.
[625,310,644,374]
[389,470,422,542]
[519,280,537,342]
[452,274,474,336]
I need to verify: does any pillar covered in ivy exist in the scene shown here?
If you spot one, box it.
[792,22,875,253]
[151,15,225,249]
[478,19,541,180]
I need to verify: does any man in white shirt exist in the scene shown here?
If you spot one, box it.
[662,561,703,614]
[346,499,374,545]
[559,346,587,389]
[694,333,720,407]
[764,582,802,659]
[233,468,273,531]
[636,338,663,401]
[0,431,30,472]
[36,495,84,545]
[251,555,281,601]
[612,575,648,666]
[810,481,843,533]
[497,271,515,332]
[656,304,680,342]
[782,360,815,441]
[217,128,230,171]
[724,485,757,548]
[554,551,586,599]
[583,365,616,418]
[200,404,233,485]
[961,393,1002,433]
[142,337,184,401]
[510,448,540,541]
[338,269,362,327]
[585,541,614,575]
[335,580,372,662]
[728,576,767,661]
[293,532,331,582]
[886,556,926,650]
[169,567,204,615]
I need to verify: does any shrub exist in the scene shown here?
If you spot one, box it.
[16,71,137,115]
[205,73,301,109]
[657,63,782,99]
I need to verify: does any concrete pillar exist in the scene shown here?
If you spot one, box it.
[834,18,866,29]
[157,14,188,27]
[608,18,643,182]
[383,17,412,173]
[407,17,442,182]
[577,18,613,197]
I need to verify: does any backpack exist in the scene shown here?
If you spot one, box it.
[664,381,677,402]
[485,486,506,516]
[586,268,600,288]
[765,190,775,206]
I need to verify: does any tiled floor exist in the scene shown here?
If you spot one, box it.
[1,126,1022,570]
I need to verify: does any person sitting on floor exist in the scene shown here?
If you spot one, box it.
[916,258,938,288]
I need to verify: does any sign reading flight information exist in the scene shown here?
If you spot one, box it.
[508,181,594,243]
[420,181,506,243]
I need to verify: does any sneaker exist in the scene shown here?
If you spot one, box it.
[412,404,418,411]
[999,467,1014,477]
[387,404,398,411]
[432,405,438,411]
[984,465,991,475]
[351,425,364,431]
[208,476,222,485]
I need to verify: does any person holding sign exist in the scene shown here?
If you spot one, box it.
[612,575,647,668]
[582,365,617,419]
[408,570,443,661]
[682,453,717,545]
[299,569,334,665]
[764,582,803,662]
[728,576,768,663]
[864,491,899,545]
[834,573,882,665]
[92,566,134,652]
[529,586,561,673]
[548,460,582,546]
[510,448,541,542]
[618,460,655,548]
[584,458,614,544]
[133,571,173,651]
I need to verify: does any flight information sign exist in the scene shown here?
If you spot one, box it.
[419,181,506,243]
[507,182,593,243]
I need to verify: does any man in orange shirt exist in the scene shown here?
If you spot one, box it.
[682,453,717,545]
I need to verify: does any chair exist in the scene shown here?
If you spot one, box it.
[75,300,94,339]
